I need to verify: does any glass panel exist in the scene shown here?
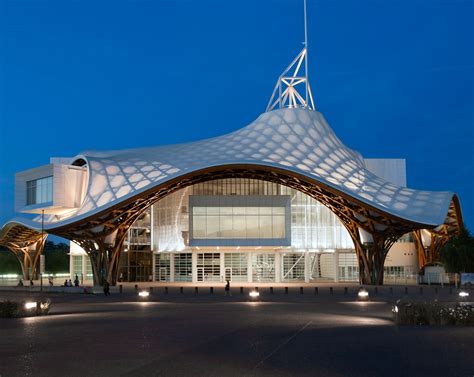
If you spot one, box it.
[272,216,285,238]
[193,216,206,238]
[224,253,248,282]
[246,216,259,238]
[281,253,305,282]
[174,253,192,282]
[206,216,220,238]
[259,216,272,238]
[252,254,275,282]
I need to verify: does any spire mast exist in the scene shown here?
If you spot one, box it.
[265,0,315,112]
[304,0,309,106]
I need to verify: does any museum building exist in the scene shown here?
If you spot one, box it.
[0,15,463,286]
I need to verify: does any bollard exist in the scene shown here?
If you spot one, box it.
[165,286,168,294]
[404,286,408,294]
[134,284,138,292]
[314,287,318,295]
[240,287,244,294]
[419,287,423,294]
[270,287,273,294]
[389,287,393,294]
[285,287,289,294]
[210,287,214,294]
[344,287,348,294]
[300,287,304,294]
[255,287,259,292]
[195,287,198,295]
[119,284,123,294]
[180,287,184,294]
[329,287,333,295]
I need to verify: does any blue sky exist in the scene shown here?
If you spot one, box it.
[0,0,473,232]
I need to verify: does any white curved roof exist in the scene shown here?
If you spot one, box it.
[33,107,453,230]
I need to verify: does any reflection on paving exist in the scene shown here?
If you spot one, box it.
[0,301,473,377]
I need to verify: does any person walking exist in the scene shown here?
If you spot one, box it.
[103,281,110,296]
[224,280,231,297]
[48,276,54,286]
[74,274,79,287]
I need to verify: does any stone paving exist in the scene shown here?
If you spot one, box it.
[0,289,473,377]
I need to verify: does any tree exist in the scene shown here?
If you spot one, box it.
[43,241,69,273]
[439,228,474,273]
[0,247,22,274]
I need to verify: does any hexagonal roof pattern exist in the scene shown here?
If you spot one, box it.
[41,107,451,229]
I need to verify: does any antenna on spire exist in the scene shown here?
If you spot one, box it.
[266,0,315,112]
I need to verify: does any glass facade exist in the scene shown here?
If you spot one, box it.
[197,253,221,282]
[155,254,171,282]
[26,176,53,205]
[252,254,275,282]
[281,253,305,282]
[152,178,353,252]
[71,179,417,284]
[192,206,286,239]
[174,253,192,282]
[224,253,248,282]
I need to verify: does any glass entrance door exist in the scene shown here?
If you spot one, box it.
[197,253,221,282]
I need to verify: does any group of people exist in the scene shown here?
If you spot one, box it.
[17,274,81,287]
[63,274,80,287]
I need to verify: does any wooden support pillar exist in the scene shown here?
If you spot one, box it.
[75,227,128,286]
[4,234,46,281]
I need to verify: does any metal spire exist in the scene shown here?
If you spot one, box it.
[266,0,315,112]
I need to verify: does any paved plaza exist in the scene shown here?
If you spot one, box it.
[0,289,473,377]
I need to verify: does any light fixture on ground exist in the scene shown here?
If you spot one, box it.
[138,290,150,298]
[249,290,260,299]
[24,302,37,310]
[458,291,469,298]
[357,288,369,301]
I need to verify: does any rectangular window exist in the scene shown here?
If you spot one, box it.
[192,206,286,239]
[174,253,192,282]
[26,176,53,206]
[252,254,275,282]
[281,253,305,282]
[155,254,171,282]
[224,253,248,282]
[197,253,221,282]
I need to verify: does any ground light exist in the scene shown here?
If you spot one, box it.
[138,290,150,298]
[249,290,260,299]
[458,291,469,298]
[357,288,369,301]
[24,302,37,310]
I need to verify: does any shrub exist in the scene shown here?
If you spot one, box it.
[0,301,19,318]
[394,300,474,326]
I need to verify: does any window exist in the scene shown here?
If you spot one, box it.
[174,253,192,282]
[192,206,286,240]
[281,253,305,281]
[26,176,53,205]
[155,254,171,282]
[197,253,221,282]
[252,254,275,282]
[224,253,248,282]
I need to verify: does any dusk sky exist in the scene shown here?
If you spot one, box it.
[0,0,473,233]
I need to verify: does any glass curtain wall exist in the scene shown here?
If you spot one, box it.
[224,253,248,282]
[152,178,354,252]
[252,254,275,282]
